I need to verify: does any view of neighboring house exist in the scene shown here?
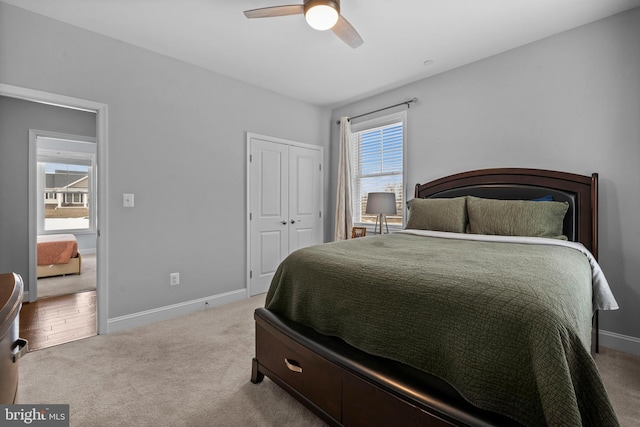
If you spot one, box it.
[44,170,89,209]
[42,168,91,231]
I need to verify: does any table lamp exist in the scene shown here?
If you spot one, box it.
[365,192,397,234]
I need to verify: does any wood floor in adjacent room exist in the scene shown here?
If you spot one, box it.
[19,290,97,351]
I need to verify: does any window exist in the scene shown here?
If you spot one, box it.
[350,112,406,229]
[36,136,96,234]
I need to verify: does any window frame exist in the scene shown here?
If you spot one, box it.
[350,110,407,232]
[36,136,97,235]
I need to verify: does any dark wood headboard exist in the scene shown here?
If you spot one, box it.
[414,168,598,257]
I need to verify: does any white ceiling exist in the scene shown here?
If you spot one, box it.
[4,0,640,107]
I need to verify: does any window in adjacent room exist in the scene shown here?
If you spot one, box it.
[36,136,97,234]
[350,111,406,230]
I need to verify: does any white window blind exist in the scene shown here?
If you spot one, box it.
[351,120,404,227]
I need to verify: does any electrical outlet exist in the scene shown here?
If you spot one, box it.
[170,272,180,286]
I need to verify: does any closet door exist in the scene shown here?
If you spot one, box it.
[248,134,323,296]
[249,138,289,296]
[288,145,322,254]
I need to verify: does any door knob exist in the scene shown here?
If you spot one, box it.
[280,220,287,225]
[291,219,301,224]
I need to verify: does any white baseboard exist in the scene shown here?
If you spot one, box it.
[599,330,640,356]
[106,288,247,333]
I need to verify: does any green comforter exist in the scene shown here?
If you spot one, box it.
[265,233,618,426]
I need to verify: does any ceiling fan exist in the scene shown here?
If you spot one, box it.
[243,0,364,48]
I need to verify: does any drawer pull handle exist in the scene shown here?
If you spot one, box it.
[284,358,303,373]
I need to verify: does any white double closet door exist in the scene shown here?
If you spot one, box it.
[248,134,323,296]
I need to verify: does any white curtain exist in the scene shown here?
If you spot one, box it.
[334,116,353,241]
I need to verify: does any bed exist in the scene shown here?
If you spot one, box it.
[250,168,619,426]
[37,234,82,278]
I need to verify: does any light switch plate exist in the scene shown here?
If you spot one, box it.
[123,193,134,207]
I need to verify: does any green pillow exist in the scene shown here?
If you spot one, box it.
[466,196,569,240]
[406,197,468,233]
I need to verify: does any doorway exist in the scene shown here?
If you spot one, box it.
[0,83,109,335]
[32,132,97,303]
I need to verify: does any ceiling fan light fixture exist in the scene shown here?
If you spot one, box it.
[305,1,339,31]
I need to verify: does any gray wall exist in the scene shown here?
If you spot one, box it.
[0,96,97,287]
[331,8,640,347]
[0,2,331,319]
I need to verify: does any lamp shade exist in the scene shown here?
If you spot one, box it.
[365,192,397,215]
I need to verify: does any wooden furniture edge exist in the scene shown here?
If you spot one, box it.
[37,253,82,278]
[252,308,521,427]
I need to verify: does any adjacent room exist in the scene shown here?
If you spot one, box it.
[0,0,639,425]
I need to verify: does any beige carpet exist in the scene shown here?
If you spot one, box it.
[593,347,640,427]
[37,253,96,299]
[18,294,325,427]
[18,294,640,426]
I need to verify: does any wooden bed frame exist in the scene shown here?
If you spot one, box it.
[37,252,82,279]
[251,168,599,427]
[36,234,82,279]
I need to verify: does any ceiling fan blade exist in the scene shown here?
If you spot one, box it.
[331,15,363,48]
[243,5,304,19]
